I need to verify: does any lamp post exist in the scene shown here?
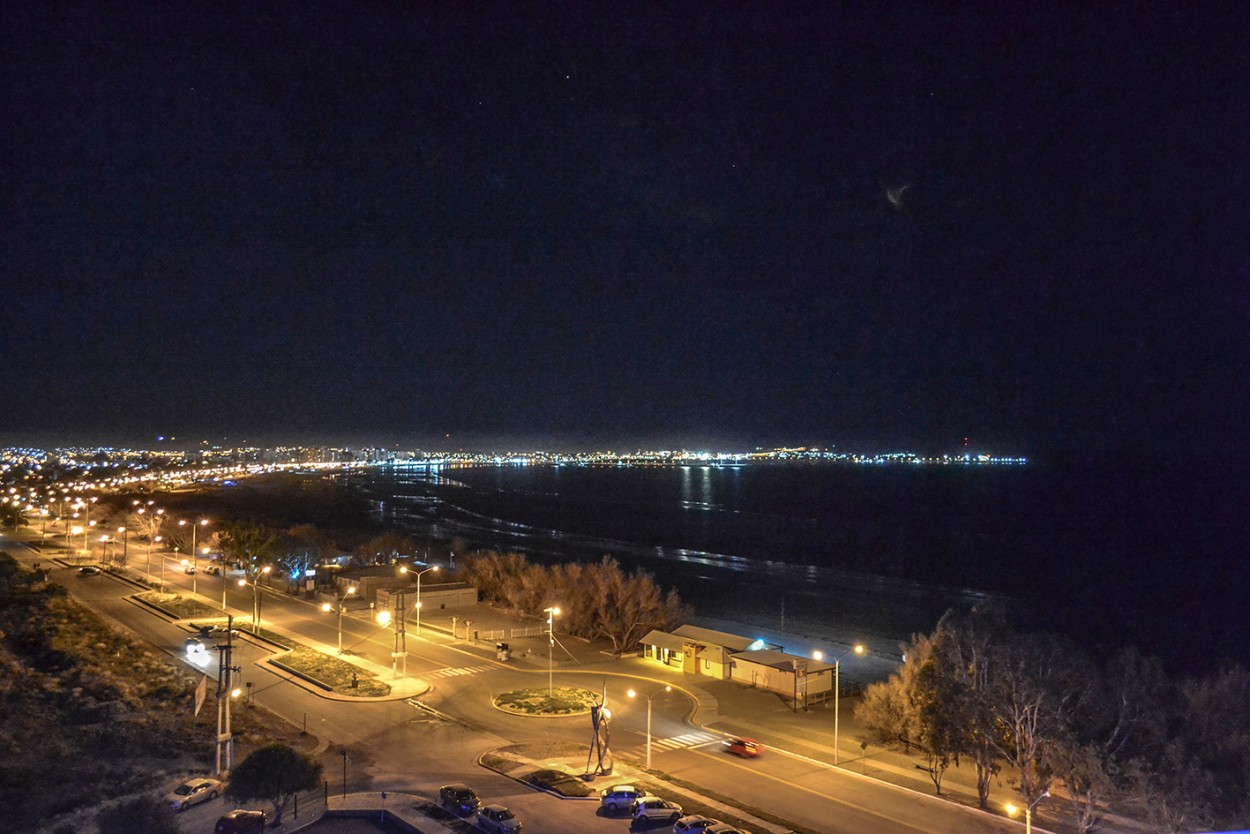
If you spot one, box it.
[412,565,439,636]
[219,549,229,612]
[544,606,561,694]
[321,586,357,654]
[98,534,110,566]
[150,534,162,586]
[178,518,209,597]
[117,526,128,568]
[814,644,864,765]
[1006,789,1049,834]
[627,685,672,770]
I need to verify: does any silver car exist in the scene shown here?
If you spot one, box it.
[633,795,683,823]
[165,776,224,811]
[475,803,522,833]
[599,784,645,813]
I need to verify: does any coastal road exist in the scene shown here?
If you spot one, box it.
[3,537,1038,834]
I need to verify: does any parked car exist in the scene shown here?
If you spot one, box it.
[215,809,266,834]
[438,783,481,816]
[724,737,763,758]
[77,565,101,575]
[599,784,645,813]
[475,803,522,833]
[204,565,222,576]
[165,777,224,811]
[674,816,721,833]
[707,825,751,834]
[633,795,683,823]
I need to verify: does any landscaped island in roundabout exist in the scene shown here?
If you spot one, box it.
[494,687,599,716]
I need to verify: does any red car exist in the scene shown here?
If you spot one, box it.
[724,737,762,758]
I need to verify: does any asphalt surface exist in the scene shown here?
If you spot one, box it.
[2,530,1089,834]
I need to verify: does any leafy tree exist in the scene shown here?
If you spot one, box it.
[97,797,180,834]
[0,500,29,529]
[1046,648,1172,833]
[929,604,1003,809]
[226,742,322,825]
[219,522,279,570]
[354,530,415,565]
[461,551,688,652]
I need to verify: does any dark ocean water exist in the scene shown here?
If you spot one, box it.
[360,453,1249,676]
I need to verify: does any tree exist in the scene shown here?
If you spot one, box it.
[97,797,180,834]
[226,742,322,825]
[219,522,279,570]
[929,604,1004,809]
[354,531,415,565]
[1046,648,1172,833]
[0,501,28,530]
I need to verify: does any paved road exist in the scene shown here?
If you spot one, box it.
[4,535,1046,834]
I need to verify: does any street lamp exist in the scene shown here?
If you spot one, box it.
[544,606,561,694]
[178,518,210,596]
[321,586,357,654]
[1005,789,1049,834]
[153,535,164,589]
[117,526,127,568]
[407,565,439,636]
[814,644,864,765]
[627,685,672,770]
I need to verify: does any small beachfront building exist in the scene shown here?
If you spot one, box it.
[729,649,835,705]
[639,624,781,680]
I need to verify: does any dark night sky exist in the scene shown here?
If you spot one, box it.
[2,3,1247,453]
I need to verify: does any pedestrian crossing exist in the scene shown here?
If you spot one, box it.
[620,730,722,759]
[425,663,495,678]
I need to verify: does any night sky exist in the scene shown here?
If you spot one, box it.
[3,3,1247,453]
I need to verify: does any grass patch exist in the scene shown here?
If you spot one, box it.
[134,591,219,619]
[234,622,298,649]
[495,687,599,715]
[275,647,391,696]
[525,768,594,797]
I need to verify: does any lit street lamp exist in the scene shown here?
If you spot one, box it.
[410,565,440,635]
[321,586,357,654]
[545,606,561,694]
[627,685,672,770]
[152,535,163,588]
[814,644,864,765]
[178,518,210,596]
[116,525,127,567]
[1006,789,1049,834]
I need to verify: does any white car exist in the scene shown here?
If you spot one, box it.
[674,816,722,833]
[633,795,683,823]
[599,784,645,813]
[475,803,522,833]
[165,776,223,811]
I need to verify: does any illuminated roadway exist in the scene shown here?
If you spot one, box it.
[5,540,1034,834]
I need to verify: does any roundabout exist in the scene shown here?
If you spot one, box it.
[494,686,600,716]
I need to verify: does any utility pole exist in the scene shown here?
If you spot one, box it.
[216,615,240,775]
[391,591,407,679]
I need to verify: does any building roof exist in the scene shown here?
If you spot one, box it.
[732,649,834,674]
[640,629,689,653]
[673,624,774,653]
